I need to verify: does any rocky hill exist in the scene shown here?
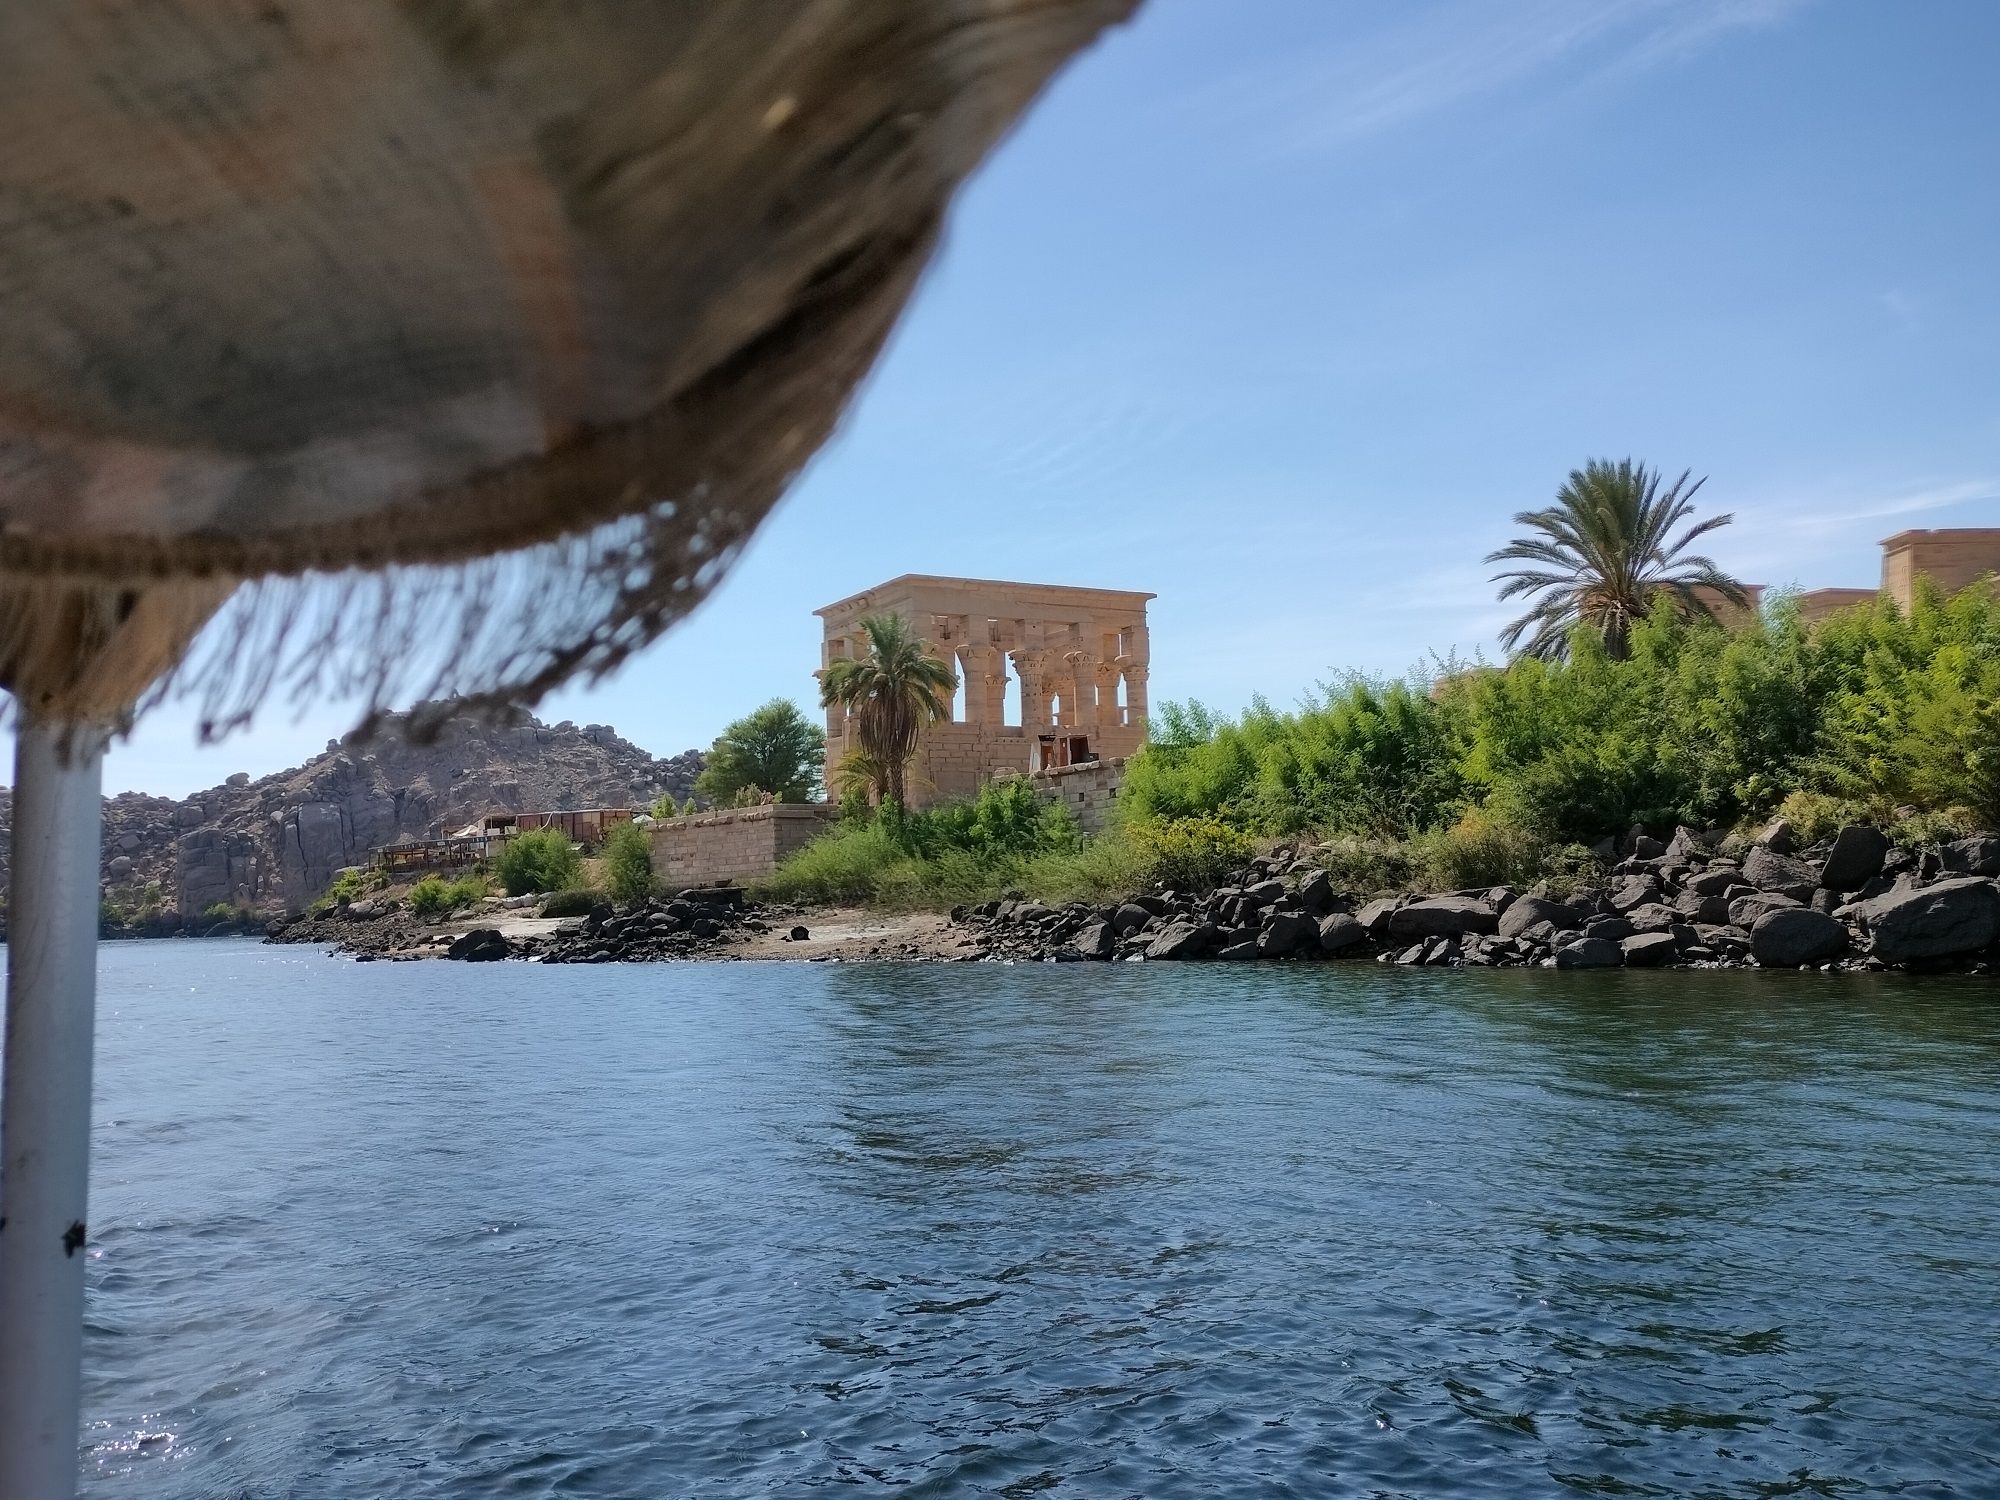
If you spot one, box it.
[0,706,703,921]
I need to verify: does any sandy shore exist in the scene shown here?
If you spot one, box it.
[286,904,982,963]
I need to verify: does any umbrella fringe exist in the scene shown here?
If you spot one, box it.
[146,495,757,745]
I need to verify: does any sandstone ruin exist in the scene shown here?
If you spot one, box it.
[816,575,1154,809]
[1799,528,2000,623]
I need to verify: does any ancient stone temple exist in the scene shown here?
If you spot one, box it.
[816,575,1154,808]
[1799,528,2000,623]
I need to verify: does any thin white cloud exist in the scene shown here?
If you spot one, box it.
[1193,0,1817,157]
[1746,478,2000,534]
[1711,476,1999,591]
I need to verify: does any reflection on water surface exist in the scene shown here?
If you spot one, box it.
[77,944,2000,1496]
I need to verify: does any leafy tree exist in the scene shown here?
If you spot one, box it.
[1487,459,1748,660]
[495,827,582,895]
[603,819,655,904]
[817,613,956,810]
[695,698,825,805]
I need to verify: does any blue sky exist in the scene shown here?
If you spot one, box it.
[107,0,2000,797]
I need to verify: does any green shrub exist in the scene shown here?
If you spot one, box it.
[1119,582,2000,850]
[1011,826,1158,905]
[312,866,383,912]
[1125,815,1255,892]
[603,820,655,904]
[495,827,582,895]
[892,776,1078,861]
[759,779,1122,907]
[1813,581,2000,826]
[1767,790,1870,847]
[408,873,487,916]
[757,816,908,905]
[1884,807,1982,851]
[1315,836,1419,895]
[1403,809,1548,891]
[540,888,601,918]
[1121,683,1463,837]
[759,580,2000,907]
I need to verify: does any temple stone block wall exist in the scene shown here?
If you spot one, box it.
[650,804,838,888]
[1879,529,2000,610]
[1029,758,1127,834]
[1798,530,2000,624]
[816,575,1155,810]
[1795,587,1876,625]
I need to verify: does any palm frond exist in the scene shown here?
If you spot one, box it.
[1488,458,1744,660]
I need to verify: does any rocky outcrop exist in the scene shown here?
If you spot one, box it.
[1742,846,1818,902]
[1750,907,1848,967]
[1856,878,2000,965]
[267,885,770,962]
[946,822,2000,974]
[1,704,704,923]
[1940,836,2000,879]
[1819,826,1890,891]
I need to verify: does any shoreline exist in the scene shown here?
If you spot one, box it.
[255,823,2000,976]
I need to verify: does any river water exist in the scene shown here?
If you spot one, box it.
[71,940,2000,1496]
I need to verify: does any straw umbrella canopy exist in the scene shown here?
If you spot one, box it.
[0,3,1136,1492]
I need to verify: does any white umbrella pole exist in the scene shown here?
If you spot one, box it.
[0,720,106,1498]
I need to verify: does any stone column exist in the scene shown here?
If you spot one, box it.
[1068,652,1100,730]
[1011,648,1052,734]
[1096,659,1125,727]
[1065,616,1098,731]
[959,644,1003,725]
[1122,662,1150,727]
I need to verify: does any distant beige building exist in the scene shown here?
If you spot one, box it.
[1800,528,2000,623]
[816,575,1154,808]
[1691,582,1766,627]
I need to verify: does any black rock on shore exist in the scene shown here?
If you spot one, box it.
[950,824,2000,975]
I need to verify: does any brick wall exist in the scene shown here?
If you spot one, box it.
[1029,758,1126,834]
[650,804,838,887]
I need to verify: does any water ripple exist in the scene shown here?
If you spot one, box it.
[70,944,2000,1497]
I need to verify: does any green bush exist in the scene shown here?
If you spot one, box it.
[495,827,582,895]
[1125,815,1255,891]
[757,580,2000,908]
[1813,581,2000,827]
[891,776,1077,861]
[408,873,487,916]
[1122,683,1463,836]
[603,819,655,904]
[758,816,907,905]
[1119,581,2000,850]
[540,888,601,918]
[312,866,383,912]
[760,779,1125,908]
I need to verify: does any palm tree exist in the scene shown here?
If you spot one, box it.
[818,613,956,809]
[829,746,893,808]
[1486,459,1749,660]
